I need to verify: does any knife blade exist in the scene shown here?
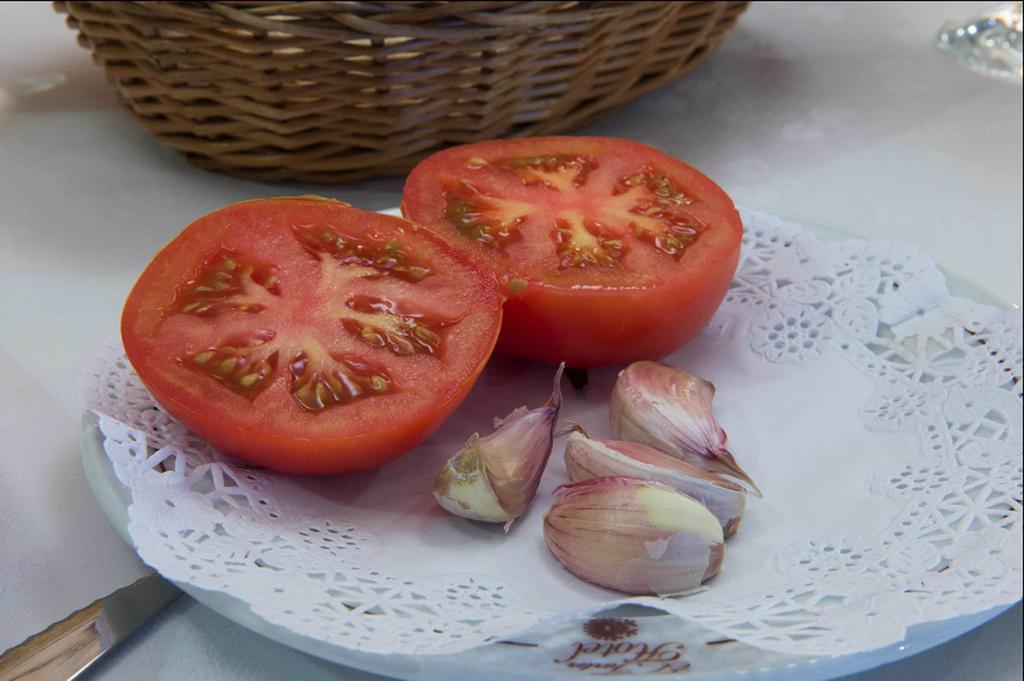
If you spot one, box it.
[0,573,181,681]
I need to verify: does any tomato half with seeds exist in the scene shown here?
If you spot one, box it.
[121,198,503,475]
[402,137,742,368]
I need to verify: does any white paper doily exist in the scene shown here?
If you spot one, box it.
[80,208,1022,658]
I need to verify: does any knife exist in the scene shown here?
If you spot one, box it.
[0,574,181,681]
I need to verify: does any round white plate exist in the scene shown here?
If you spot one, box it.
[81,209,1019,680]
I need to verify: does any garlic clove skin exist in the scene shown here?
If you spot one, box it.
[482,365,563,517]
[609,361,762,496]
[433,364,564,528]
[563,432,746,537]
[543,476,724,595]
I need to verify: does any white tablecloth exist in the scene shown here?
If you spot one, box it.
[1,2,1020,679]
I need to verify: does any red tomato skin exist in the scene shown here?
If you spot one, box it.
[402,137,743,368]
[497,243,739,367]
[121,197,503,475]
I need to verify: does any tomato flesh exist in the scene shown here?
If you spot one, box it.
[402,137,743,367]
[122,198,503,474]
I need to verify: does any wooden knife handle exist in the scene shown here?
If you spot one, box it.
[0,600,105,681]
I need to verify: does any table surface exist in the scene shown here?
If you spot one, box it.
[1,1,1020,680]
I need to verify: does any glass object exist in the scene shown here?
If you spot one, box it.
[937,2,1023,81]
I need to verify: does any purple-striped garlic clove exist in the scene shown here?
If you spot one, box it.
[563,430,746,537]
[609,361,762,496]
[543,476,725,596]
[433,364,564,530]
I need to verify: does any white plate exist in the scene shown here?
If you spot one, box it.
[78,424,1015,681]
[81,208,1020,680]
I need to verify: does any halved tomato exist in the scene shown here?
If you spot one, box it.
[402,137,743,368]
[121,198,503,474]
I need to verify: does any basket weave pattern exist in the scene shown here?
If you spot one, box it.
[56,1,748,183]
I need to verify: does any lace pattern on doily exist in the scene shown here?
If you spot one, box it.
[81,209,1022,656]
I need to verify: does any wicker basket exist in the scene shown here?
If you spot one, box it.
[56,1,748,183]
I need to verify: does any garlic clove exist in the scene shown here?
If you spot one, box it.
[432,435,510,523]
[609,361,762,496]
[481,364,564,517]
[433,363,564,528]
[543,476,724,595]
[563,431,746,537]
